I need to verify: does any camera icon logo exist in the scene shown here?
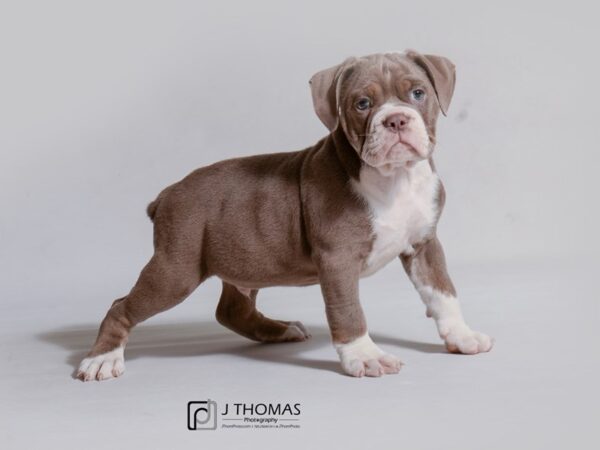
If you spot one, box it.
[187,400,218,430]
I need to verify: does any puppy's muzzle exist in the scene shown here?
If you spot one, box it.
[382,107,430,159]
[361,104,431,169]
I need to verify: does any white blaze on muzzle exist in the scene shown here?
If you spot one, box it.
[361,103,431,169]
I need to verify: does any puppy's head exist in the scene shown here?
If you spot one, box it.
[310,51,455,174]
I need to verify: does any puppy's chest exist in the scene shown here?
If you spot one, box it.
[356,167,440,277]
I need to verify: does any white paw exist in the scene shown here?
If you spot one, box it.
[77,347,125,382]
[335,334,403,378]
[439,322,493,354]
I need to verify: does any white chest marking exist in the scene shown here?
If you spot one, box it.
[353,161,440,277]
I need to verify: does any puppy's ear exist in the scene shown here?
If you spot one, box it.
[406,50,456,116]
[309,59,353,131]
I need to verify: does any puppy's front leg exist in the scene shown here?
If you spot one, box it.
[318,256,402,377]
[401,237,493,354]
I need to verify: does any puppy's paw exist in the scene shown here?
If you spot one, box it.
[336,334,403,378]
[77,347,125,382]
[280,320,311,342]
[439,323,493,354]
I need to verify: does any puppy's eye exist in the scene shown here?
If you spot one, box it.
[411,89,426,102]
[355,97,372,111]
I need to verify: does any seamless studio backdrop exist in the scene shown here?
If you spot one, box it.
[1,1,598,450]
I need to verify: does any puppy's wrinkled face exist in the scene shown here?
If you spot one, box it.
[310,51,456,175]
[339,55,440,171]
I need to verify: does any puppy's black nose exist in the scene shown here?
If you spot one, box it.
[383,113,410,132]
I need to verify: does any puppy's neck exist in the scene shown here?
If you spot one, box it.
[354,159,434,206]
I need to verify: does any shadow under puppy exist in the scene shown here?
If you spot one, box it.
[78,50,493,381]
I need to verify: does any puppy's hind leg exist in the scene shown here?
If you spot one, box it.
[77,252,203,381]
[215,282,311,343]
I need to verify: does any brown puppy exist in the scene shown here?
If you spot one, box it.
[78,50,493,381]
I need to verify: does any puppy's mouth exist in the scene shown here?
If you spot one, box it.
[388,138,420,157]
[361,137,426,170]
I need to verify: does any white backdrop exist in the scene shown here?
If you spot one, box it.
[1,2,598,449]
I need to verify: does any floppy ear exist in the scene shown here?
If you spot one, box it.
[309,63,341,131]
[309,59,356,132]
[406,50,456,116]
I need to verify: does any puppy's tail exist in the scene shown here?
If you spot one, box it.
[146,199,159,221]
[146,186,173,222]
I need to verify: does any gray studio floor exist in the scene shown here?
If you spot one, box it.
[1,258,597,449]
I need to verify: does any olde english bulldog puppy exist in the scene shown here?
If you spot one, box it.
[78,50,493,381]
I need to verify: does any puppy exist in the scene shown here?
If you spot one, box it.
[78,50,493,381]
